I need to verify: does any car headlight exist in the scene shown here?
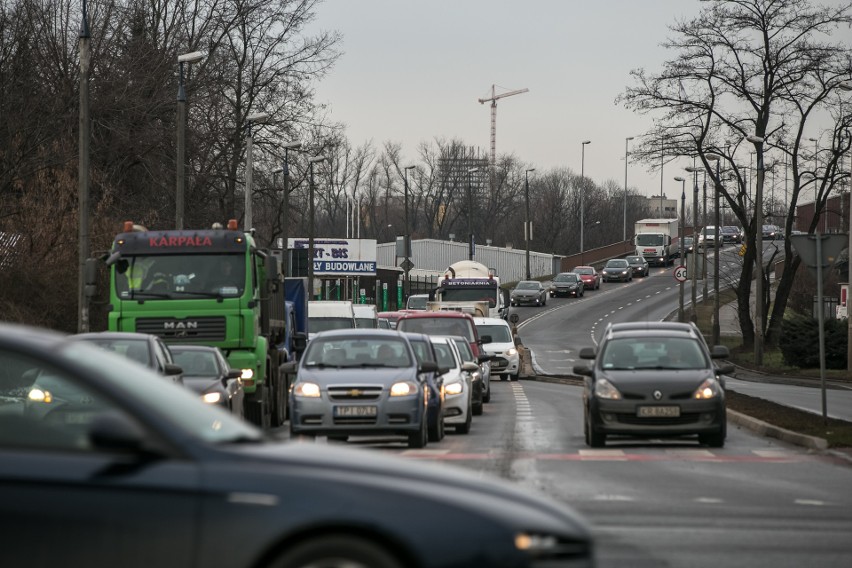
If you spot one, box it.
[294,382,321,398]
[390,380,418,397]
[27,388,52,403]
[515,533,559,552]
[692,378,721,399]
[445,381,464,395]
[594,378,622,400]
[622,270,628,275]
[202,391,222,404]
[507,347,518,356]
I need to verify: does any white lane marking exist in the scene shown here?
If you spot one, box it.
[753,449,795,458]
[666,449,715,458]
[401,449,450,456]
[593,494,635,502]
[695,497,724,504]
[579,449,626,457]
[794,499,826,506]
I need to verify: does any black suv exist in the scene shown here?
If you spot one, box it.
[574,321,733,448]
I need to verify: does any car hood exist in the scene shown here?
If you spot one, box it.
[224,441,593,539]
[295,366,417,386]
[553,281,580,287]
[602,266,628,273]
[483,341,515,354]
[183,377,223,394]
[601,368,715,395]
[512,289,539,296]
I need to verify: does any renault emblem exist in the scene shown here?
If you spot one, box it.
[653,390,663,400]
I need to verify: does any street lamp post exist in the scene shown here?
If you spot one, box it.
[580,140,591,264]
[78,0,91,333]
[176,50,205,230]
[707,154,723,345]
[525,168,535,279]
[280,141,301,275]
[748,135,766,365]
[686,166,701,321]
[809,137,819,206]
[467,167,479,261]
[308,155,328,301]
[624,137,634,242]
[244,112,270,232]
[403,164,416,300]
[675,176,686,322]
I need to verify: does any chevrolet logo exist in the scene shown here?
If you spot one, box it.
[348,389,363,397]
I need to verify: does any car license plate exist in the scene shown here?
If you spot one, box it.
[333,405,377,417]
[637,406,680,418]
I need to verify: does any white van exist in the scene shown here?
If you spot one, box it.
[308,301,356,340]
[353,304,378,328]
[406,294,429,310]
[473,317,519,381]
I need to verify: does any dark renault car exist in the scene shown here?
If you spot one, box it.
[287,329,432,448]
[574,321,733,448]
[0,323,595,568]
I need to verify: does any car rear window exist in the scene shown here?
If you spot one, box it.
[397,318,475,342]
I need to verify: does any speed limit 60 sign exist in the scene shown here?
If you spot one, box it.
[673,265,688,282]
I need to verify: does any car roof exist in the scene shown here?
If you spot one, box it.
[73,331,154,341]
[167,344,219,352]
[311,329,409,339]
[605,321,703,340]
[397,311,474,321]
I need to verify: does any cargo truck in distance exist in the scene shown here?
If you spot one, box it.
[101,220,306,429]
[634,218,679,266]
[431,260,507,319]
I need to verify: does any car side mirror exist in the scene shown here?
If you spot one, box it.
[226,369,243,380]
[88,411,149,454]
[164,363,183,376]
[479,335,492,344]
[280,361,298,374]
[462,361,479,373]
[293,332,308,353]
[478,354,494,363]
[715,363,735,375]
[710,345,730,359]
[573,365,593,377]
[578,347,596,360]
[419,361,438,374]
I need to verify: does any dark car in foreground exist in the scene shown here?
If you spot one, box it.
[601,259,633,282]
[72,331,184,384]
[0,323,595,568]
[550,272,585,297]
[286,329,431,448]
[574,321,733,448]
[511,280,548,306]
[169,344,245,416]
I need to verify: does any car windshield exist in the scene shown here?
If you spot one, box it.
[397,318,475,341]
[407,296,428,309]
[625,257,642,263]
[554,273,578,282]
[453,339,475,362]
[606,260,629,268]
[602,337,707,370]
[171,349,220,376]
[303,337,413,368]
[516,281,539,290]
[76,338,151,366]
[432,342,458,369]
[309,318,356,333]
[59,341,260,443]
[476,324,512,343]
[573,267,594,275]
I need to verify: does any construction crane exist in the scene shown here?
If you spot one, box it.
[478,84,529,168]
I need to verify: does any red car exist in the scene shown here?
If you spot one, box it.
[572,266,601,290]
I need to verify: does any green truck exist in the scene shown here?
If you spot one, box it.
[103,220,302,428]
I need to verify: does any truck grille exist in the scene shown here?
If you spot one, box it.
[136,316,226,341]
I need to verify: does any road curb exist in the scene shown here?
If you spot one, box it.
[726,408,828,449]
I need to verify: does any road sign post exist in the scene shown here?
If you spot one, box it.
[789,232,848,426]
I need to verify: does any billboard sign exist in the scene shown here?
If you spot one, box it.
[288,238,377,276]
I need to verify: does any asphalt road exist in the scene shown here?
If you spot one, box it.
[284,377,852,568]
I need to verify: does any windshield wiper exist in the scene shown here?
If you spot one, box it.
[170,290,226,299]
[131,291,172,300]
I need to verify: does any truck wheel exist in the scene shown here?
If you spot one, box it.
[269,535,402,568]
[245,387,271,429]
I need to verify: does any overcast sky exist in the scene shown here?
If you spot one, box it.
[308,0,851,199]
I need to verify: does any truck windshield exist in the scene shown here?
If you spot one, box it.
[309,318,356,333]
[115,254,246,299]
[635,234,664,246]
[441,288,497,307]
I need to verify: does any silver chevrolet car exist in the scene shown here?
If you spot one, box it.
[286,329,436,448]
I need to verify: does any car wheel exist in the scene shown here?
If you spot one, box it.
[270,368,286,427]
[587,413,606,448]
[455,408,472,434]
[271,535,403,568]
[482,385,491,403]
[699,419,726,448]
[509,371,519,382]
[407,414,428,449]
[472,401,483,416]
[327,435,349,442]
[428,408,445,442]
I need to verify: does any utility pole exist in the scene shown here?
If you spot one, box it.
[78,0,91,333]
